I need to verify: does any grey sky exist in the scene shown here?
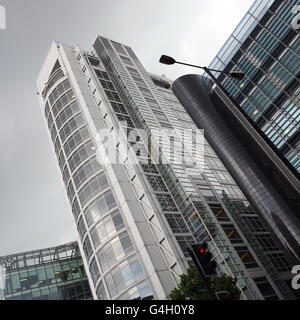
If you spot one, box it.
[0,0,254,255]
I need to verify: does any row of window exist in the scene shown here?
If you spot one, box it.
[83,237,93,260]
[97,231,134,274]
[51,89,74,119]
[105,89,122,103]
[104,256,144,299]
[99,79,115,91]
[64,126,90,159]
[91,210,125,249]
[146,175,168,192]
[78,172,109,208]
[117,279,152,300]
[59,113,85,144]
[165,214,190,233]
[73,157,102,190]
[68,140,95,173]
[67,181,75,202]
[84,190,117,227]
[62,164,70,187]
[110,101,128,115]
[156,194,178,212]
[55,102,80,131]
[4,260,85,294]
[5,279,91,300]
[94,69,110,81]
[48,79,70,107]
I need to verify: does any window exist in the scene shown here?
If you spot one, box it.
[78,172,109,208]
[176,235,194,257]
[48,79,71,107]
[89,258,100,285]
[72,198,81,221]
[94,69,110,80]
[235,246,258,269]
[104,257,144,299]
[105,90,122,102]
[146,175,168,192]
[59,113,85,144]
[87,56,100,67]
[120,55,133,66]
[83,237,93,261]
[68,140,95,173]
[97,232,134,274]
[90,211,124,248]
[132,76,146,87]
[55,102,80,130]
[111,41,127,55]
[268,253,293,272]
[110,102,128,114]
[127,67,141,78]
[96,281,107,300]
[73,157,102,189]
[152,109,169,122]
[141,163,158,174]
[51,89,75,118]
[165,214,189,233]
[221,224,244,244]
[199,186,215,198]
[156,194,178,212]
[242,216,266,232]
[64,126,90,158]
[67,181,75,202]
[208,203,230,222]
[255,234,280,252]
[84,191,117,227]
[139,87,153,98]
[77,216,87,241]
[254,277,278,300]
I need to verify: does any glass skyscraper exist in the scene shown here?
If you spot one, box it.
[208,0,300,173]
[36,36,298,300]
[0,242,92,300]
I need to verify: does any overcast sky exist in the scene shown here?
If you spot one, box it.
[0,0,254,256]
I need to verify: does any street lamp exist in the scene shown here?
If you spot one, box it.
[159,54,245,80]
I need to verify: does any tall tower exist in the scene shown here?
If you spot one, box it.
[208,0,300,173]
[37,36,297,300]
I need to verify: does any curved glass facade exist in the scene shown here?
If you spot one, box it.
[42,66,151,300]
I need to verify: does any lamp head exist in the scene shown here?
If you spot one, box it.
[159,55,176,65]
[230,71,245,80]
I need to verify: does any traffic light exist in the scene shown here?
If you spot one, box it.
[190,243,217,277]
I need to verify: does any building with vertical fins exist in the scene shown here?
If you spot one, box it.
[172,0,300,290]
[208,0,300,173]
[36,35,298,300]
[174,0,300,258]
[0,242,92,300]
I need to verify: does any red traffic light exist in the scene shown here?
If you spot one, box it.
[200,242,208,254]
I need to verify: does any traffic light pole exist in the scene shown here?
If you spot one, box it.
[187,247,217,300]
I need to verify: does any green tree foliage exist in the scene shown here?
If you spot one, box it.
[169,265,241,300]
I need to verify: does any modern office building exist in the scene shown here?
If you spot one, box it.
[208,0,300,173]
[36,36,298,300]
[0,242,92,300]
[184,0,300,258]
[173,0,300,272]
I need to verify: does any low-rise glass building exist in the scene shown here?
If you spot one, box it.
[0,242,92,300]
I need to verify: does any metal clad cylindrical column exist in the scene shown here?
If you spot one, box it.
[172,74,300,260]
